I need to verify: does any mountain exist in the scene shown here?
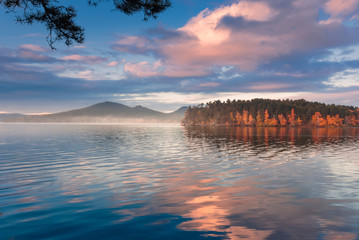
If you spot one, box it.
[0,113,25,121]
[166,106,188,121]
[3,102,187,123]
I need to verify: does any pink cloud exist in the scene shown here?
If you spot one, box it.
[20,44,46,52]
[325,0,359,17]
[112,36,152,54]
[114,0,358,79]
[156,0,331,72]
[124,60,209,78]
[124,61,160,78]
[19,50,50,61]
[61,55,107,64]
[179,1,276,45]
[274,72,306,78]
[198,82,220,88]
[247,83,293,91]
[108,61,119,67]
[298,90,359,106]
[71,45,87,49]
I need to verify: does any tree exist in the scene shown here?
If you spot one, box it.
[256,110,263,127]
[278,114,287,126]
[1,0,171,49]
[235,111,242,125]
[243,110,249,125]
[264,109,270,126]
[248,114,256,126]
[288,108,296,127]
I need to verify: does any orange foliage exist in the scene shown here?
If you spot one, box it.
[269,117,278,126]
[297,117,303,126]
[256,111,263,126]
[235,111,242,125]
[264,109,270,126]
[229,112,235,125]
[344,115,357,126]
[312,112,327,127]
[248,114,256,126]
[278,114,287,126]
[288,108,296,126]
[243,110,249,125]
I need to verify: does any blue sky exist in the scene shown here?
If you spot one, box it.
[1,0,359,114]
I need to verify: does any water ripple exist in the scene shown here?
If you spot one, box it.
[0,124,358,239]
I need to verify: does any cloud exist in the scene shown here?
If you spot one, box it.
[247,83,293,91]
[324,0,359,18]
[299,90,359,106]
[178,1,276,45]
[124,60,209,78]
[108,61,118,67]
[324,68,359,87]
[114,91,307,105]
[61,55,107,64]
[112,36,152,55]
[113,0,359,78]
[3,1,359,113]
[20,44,46,52]
[124,61,161,78]
[319,45,359,62]
[198,82,220,88]
[19,50,51,61]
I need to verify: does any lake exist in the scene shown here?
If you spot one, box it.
[0,124,358,240]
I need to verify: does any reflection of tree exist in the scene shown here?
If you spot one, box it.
[184,126,359,148]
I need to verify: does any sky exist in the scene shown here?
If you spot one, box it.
[1,0,359,114]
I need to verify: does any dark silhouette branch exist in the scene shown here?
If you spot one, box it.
[0,0,171,49]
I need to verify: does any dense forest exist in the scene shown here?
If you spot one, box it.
[181,99,359,127]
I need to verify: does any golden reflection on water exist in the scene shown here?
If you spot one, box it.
[112,168,357,239]
[195,126,359,144]
[1,125,358,240]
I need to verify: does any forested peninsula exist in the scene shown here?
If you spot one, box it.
[181,99,359,127]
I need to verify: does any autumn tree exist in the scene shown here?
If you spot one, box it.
[235,111,242,125]
[344,115,357,126]
[264,109,270,126]
[297,117,303,126]
[0,0,171,49]
[248,114,256,126]
[269,117,278,126]
[278,114,287,126]
[312,112,327,127]
[288,108,296,127]
[181,98,358,127]
[256,110,263,127]
[229,112,235,125]
[243,110,249,125]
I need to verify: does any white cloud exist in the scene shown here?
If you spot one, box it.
[324,68,359,87]
[113,91,306,105]
[319,45,359,62]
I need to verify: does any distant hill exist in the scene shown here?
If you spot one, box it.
[0,113,25,121]
[4,102,188,123]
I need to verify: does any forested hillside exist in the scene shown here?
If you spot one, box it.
[181,99,359,127]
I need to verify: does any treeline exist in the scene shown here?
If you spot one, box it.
[181,99,359,127]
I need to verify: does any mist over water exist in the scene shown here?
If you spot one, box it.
[0,124,358,240]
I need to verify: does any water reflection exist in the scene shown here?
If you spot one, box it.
[184,126,359,146]
[0,124,358,239]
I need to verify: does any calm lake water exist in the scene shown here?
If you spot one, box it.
[0,124,359,240]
